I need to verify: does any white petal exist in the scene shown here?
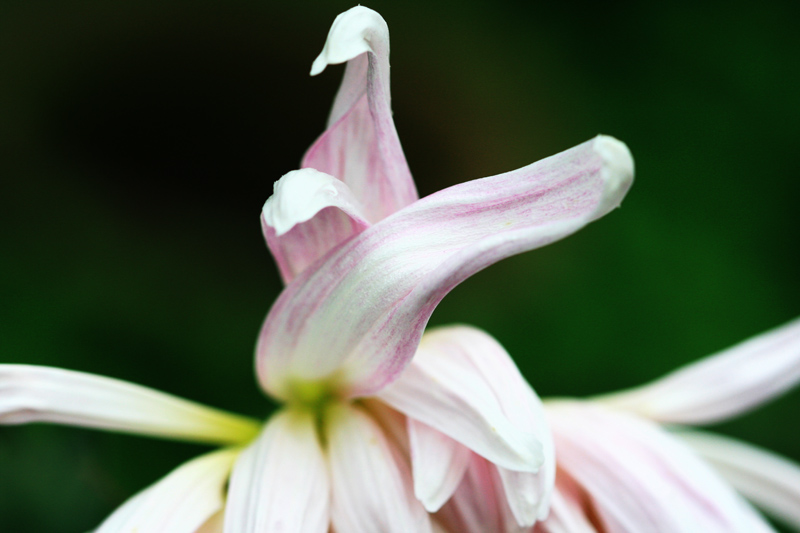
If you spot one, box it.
[258,136,634,400]
[408,418,471,512]
[537,481,599,533]
[0,365,258,444]
[262,169,370,283]
[547,401,776,533]
[97,449,237,533]
[326,403,432,533]
[599,316,800,424]
[677,429,800,530]
[224,409,329,533]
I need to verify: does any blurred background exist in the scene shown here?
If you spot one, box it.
[1,0,798,530]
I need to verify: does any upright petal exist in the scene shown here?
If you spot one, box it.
[599,316,800,424]
[262,169,370,283]
[378,325,554,524]
[0,365,259,444]
[326,402,432,533]
[547,401,776,533]
[258,136,634,399]
[677,429,800,530]
[224,408,329,533]
[97,449,237,533]
[305,6,417,223]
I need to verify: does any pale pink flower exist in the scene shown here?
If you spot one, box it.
[1,6,634,532]
[433,318,800,532]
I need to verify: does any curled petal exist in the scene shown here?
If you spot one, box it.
[262,169,370,283]
[305,6,417,224]
[407,418,471,512]
[600,316,800,424]
[224,409,329,533]
[547,402,776,533]
[677,429,800,530]
[258,136,634,399]
[97,449,237,533]
[326,403,432,533]
[0,365,258,445]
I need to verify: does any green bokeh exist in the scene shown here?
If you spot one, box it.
[1,1,798,531]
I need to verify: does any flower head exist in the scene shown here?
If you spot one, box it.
[1,6,634,532]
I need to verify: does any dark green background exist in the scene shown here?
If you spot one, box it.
[1,1,798,531]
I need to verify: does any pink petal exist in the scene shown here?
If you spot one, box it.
[262,169,370,283]
[224,409,329,533]
[97,449,237,533]
[547,402,776,533]
[677,429,800,530]
[407,418,471,512]
[305,6,417,223]
[378,325,554,523]
[536,480,599,533]
[326,402,432,533]
[0,364,258,444]
[600,316,800,424]
[257,136,634,399]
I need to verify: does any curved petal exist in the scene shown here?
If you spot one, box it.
[378,326,551,500]
[262,169,370,283]
[97,449,237,533]
[599,316,800,424]
[0,365,259,445]
[326,402,432,533]
[407,418,471,512]
[547,402,776,533]
[304,6,417,224]
[258,136,634,399]
[224,408,329,533]
[676,429,800,530]
[537,478,600,533]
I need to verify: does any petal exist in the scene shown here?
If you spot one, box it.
[599,316,800,424]
[97,448,237,533]
[0,365,259,444]
[676,429,800,530]
[547,402,776,533]
[378,325,553,519]
[326,402,432,533]
[258,136,634,399]
[224,408,329,533]
[305,6,417,223]
[537,479,600,533]
[407,418,471,512]
[262,169,370,283]
[195,512,224,533]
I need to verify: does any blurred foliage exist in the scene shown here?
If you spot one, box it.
[1,0,798,530]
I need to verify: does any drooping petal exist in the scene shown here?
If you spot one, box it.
[258,136,634,399]
[407,418,471,512]
[676,429,800,530]
[262,169,370,283]
[378,325,553,523]
[435,453,525,533]
[97,448,237,533]
[599,316,800,424]
[0,365,259,444]
[224,408,329,533]
[547,401,776,533]
[305,6,417,223]
[326,402,432,533]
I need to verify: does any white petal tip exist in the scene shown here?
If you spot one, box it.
[310,6,387,75]
[593,135,634,213]
[262,169,342,236]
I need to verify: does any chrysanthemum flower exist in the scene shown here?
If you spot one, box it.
[432,317,800,532]
[1,6,633,532]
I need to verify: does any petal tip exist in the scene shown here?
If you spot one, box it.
[593,134,634,213]
[262,169,340,236]
[310,6,387,74]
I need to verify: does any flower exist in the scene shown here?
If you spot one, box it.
[1,6,634,532]
[432,317,800,532]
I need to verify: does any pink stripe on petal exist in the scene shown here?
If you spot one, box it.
[326,403,432,533]
[547,402,776,533]
[257,136,633,400]
[600,316,800,424]
[224,409,329,533]
[304,7,417,223]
